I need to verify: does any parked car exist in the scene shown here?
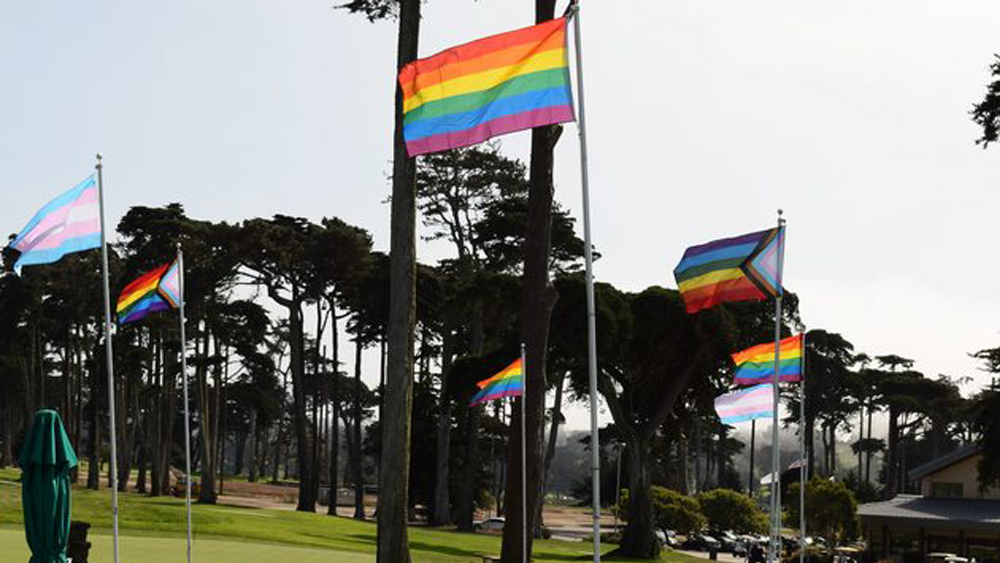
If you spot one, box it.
[473,517,505,533]
[683,534,721,551]
[710,530,739,553]
[655,530,668,546]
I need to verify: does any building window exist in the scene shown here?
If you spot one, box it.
[930,482,963,497]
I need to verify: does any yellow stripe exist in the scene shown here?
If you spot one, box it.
[403,48,567,114]
[739,348,803,364]
[677,267,745,294]
[117,281,159,312]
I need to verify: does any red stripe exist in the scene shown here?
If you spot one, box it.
[406,104,574,156]
[400,19,566,84]
[119,264,170,299]
[682,277,766,314]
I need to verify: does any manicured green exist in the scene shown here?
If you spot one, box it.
[0,468,705,563]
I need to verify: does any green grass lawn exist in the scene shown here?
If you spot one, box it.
[0,468,703,563]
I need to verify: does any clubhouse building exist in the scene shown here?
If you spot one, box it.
[858,444,1000,563]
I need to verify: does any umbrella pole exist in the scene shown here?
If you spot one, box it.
[96,154,120,563]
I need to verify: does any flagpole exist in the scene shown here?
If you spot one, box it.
[96,153,120,563]
[749,419,756,498]
[177,243,193,563]
[569,4,601,561]
[799,331,807,563]
[520,343,528,563]
[769,210,785,563]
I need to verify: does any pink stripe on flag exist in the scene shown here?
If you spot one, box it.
[24,218,102,251]
[14,188,98,247]
[406,104,574,156]
[717,403,773,418]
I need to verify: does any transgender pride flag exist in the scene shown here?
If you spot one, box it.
[11,175,102,273]
[714,383,774,425]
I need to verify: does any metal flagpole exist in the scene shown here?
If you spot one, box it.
[177,243,194,563]
[749,419,756,498]
[769,210,786,563]
[569,3,601,561]
[520,343,528,563]
[96,154,120,563]
[799,331,807,563]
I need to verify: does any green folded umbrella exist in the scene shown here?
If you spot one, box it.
[20,410,78,563]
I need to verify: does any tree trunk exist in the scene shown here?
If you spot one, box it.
[247,410,257,482]
[353,337,365,520]
[0,402,12,467]
[678,431,690,495]
[377,0,420,560]
[618,434,660,559]
[158,339,178,496]
[885,407,898,498]
[457,404,481,532]
[430,326,455,526]
[287,296,315,511]
[805,407,816,480]
[118,379,140,492]
[328,297,341,516]
[536,371,565,536]
[717,425,727,488]
[87,338,103,490]
[501,5,560,563]
[197,329,218,504]
[312,300,324,505]
[865,404,873,485]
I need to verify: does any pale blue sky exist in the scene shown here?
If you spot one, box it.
[3,1,1000,432]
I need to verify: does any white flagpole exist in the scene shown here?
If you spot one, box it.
[569,4,601,561]
[96,153,120,563]
[799,331,807,563]
[177,243,194,563]
[769,210,786,563]
[520,344,528,563]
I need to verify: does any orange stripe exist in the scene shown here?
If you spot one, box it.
[732,335,803,364]
[401,29,565,101]
[681,275,759,303]
[477,358,523,388]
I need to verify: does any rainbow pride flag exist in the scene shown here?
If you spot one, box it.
[10,175,102,273]
[117,260,181,325]
[399,18,574,157]
[732,334,803,386]
[673,227,785,314]
[714,383,774,425]
[470,358,524,406]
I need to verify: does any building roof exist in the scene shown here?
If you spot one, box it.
[858,495,1000,532]
[907,443,980,481]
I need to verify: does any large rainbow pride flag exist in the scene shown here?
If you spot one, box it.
[399,18,575,157]
[117,260,181,325]
[10,175,102,273]
[673,227,785,314]
[470,358,524,407]
[731,334,803,386]
[714,383,774,425]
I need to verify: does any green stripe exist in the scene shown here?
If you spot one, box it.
[404,68,569,125]
[675,256,745,283]
[738,357,802,370]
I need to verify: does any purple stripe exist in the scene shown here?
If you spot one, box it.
[683,229,770,259]
[119,297,170,325]
[406,104,574,156]
[734,374,801,385]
